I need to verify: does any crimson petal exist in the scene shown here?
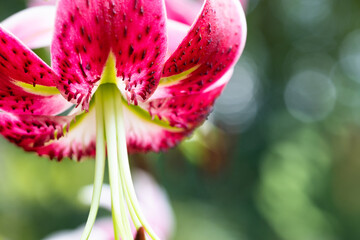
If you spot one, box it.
[0,107,96,161]
[34,108,97,161]
[0,112,73,154]
[0,26,72,115]
[52,0,167,109]
[144,70,233,130]
[161,0,246,97]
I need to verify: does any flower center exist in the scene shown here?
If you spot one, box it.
[79,55,160,240]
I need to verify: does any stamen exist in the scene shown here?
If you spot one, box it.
[81,53,161,239]
[114,89,141,230]
[114,87,160,240]
[80,88,106,240]
[102,84,132,239]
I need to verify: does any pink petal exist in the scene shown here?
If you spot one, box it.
[165,0,203,25]
[240,0,248,10]
[43,218,112,240]
[123,103,191,152]
[109,0,167,105]
[0,26,72,115]
[133,171,175,240]
[35,108,97,161]
[1,6,56,49]
[52,0,167,109]
[143,69,233,131]
[0,111,73,155]
[162,0,247,98]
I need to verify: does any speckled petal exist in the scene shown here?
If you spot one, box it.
[1,6,56,49]
[51,0,111,109]
[0,111,73,154]
[142,69,233,130]
[52,0,167,109]
[109,0,167,105]
[0,26,72,115]
[35,107,97,161]
[123,103,190,153]
[161,0,246,97]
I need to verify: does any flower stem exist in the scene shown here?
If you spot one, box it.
[80,88,106,240]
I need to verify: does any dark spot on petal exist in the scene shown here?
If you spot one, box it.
[124,26,128,37]
[0,53,8,61]
[80,26,85,36]
[141,50,146,60]
[129,44,134,56]
[79,63,87,78]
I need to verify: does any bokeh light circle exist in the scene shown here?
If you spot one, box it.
[340,29,360,84]
[214,58,260,133]
[284,70,336,122]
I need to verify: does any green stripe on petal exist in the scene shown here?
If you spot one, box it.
[120,96,182,132]
[14,80,61,96]
[159,65,199,86]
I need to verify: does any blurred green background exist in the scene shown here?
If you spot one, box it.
[1,0,360,239]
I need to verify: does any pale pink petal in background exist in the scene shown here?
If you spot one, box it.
[28,0,57,7]
[165,0,203,25]
[1,6,56,49]
[166,20,190,56]
[44,170,175,240]
[240,0,248,10]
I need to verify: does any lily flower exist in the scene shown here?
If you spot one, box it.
[0,0,246,239]
[45,170,174,240]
